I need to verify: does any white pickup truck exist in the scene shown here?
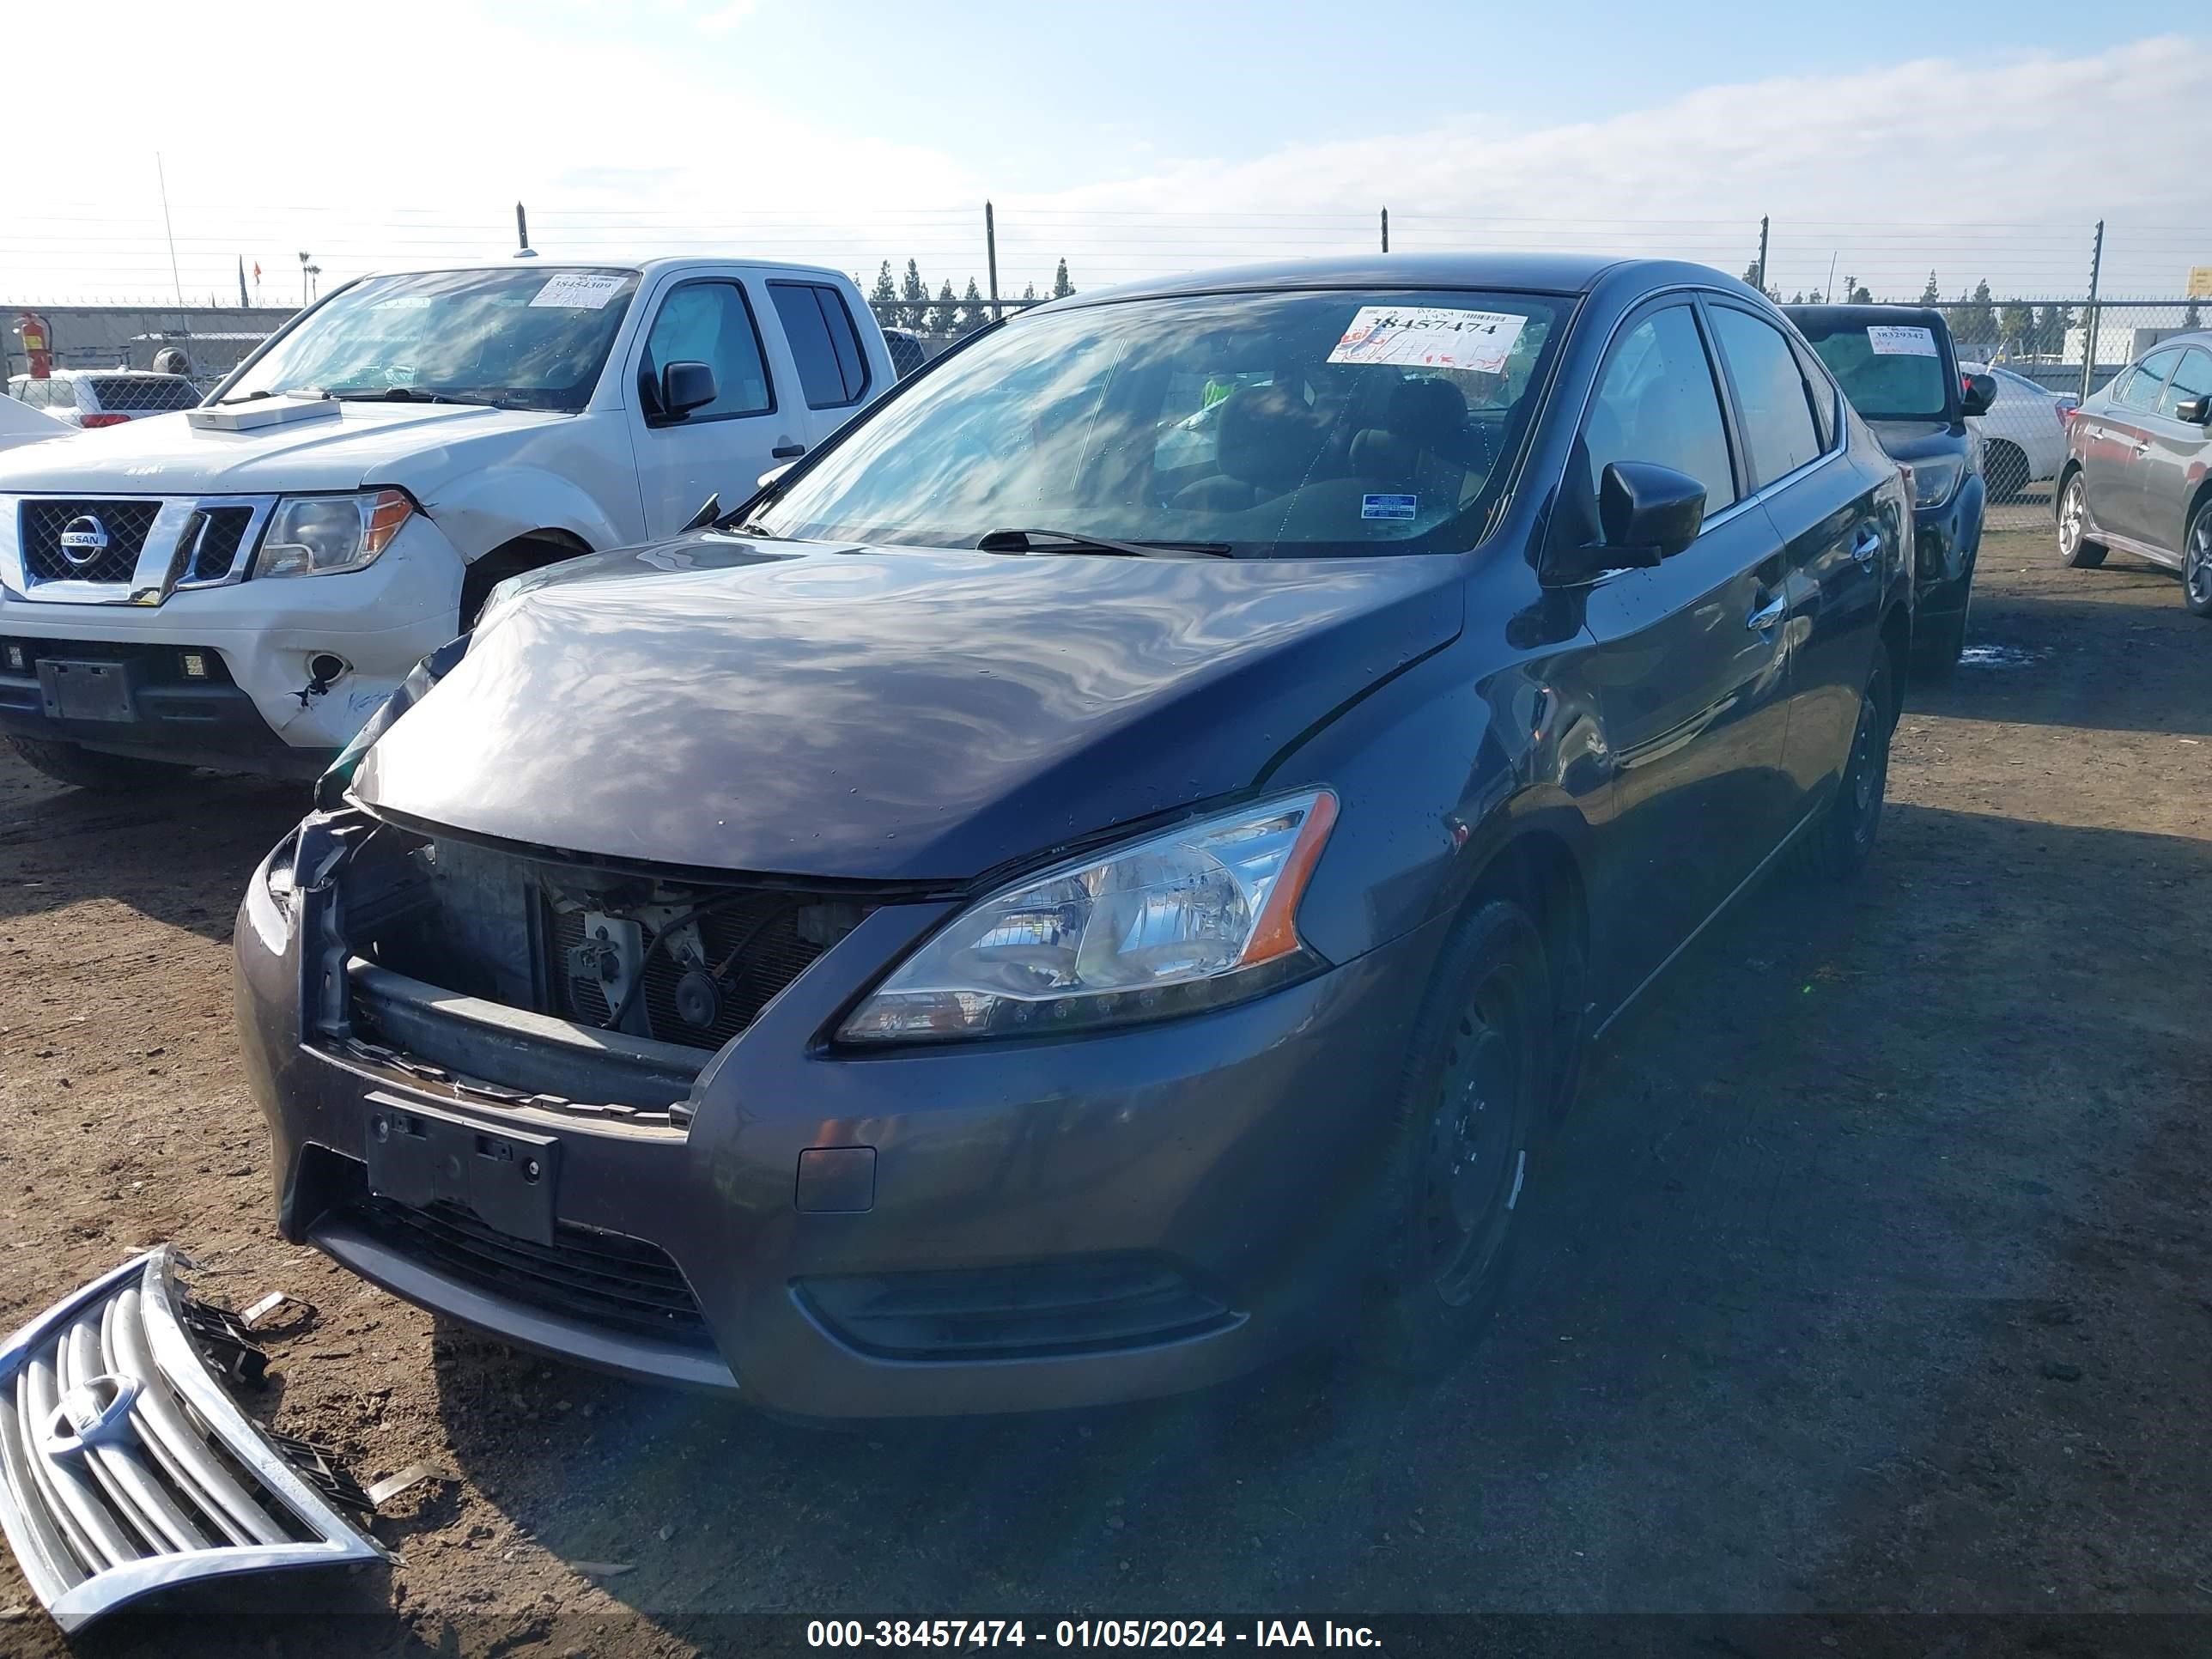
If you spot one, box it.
[0,255,895,787]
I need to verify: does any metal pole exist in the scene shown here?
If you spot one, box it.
[1755,215,1770,294]
[516,201,530,252]
[155,153,191,356]
[2080,220,2104,403]
[985,202,1000,322]
[1380,206,1389,253]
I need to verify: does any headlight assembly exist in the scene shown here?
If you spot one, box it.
[1908,456,1964,510]
[254,489,415,578]
[839,790,1339,1045]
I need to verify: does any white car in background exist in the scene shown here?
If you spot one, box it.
[0,392,70,453]
[1962,362,2075,502]
[6,369,201,428]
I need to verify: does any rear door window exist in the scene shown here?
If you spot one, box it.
[1710,307,1825,488]
[769,283,871,410]
[2117,349,2181,414]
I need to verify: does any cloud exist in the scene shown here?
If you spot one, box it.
[14,12,2207,306]
[696,0,756,31]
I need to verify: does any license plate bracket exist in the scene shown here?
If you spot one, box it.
[363,1094,559,1246]
[37,659,136,723]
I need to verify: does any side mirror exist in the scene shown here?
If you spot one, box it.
[757,462,795,491]
[2172,394,2211,425]
[1960,372,1996,417]
[681,493,721,532]
[659,360,718,421]
[1598,460,1705,561]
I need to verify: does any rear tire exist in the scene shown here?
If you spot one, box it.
[7,736,191,793]
[1984,441,2029,505]
[1804,649,1895,882]
[1364,899,1550,1378]
[2057,472,2106,568]
[2185,502,2212,620]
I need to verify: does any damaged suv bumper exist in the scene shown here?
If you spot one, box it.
[0,1249,389,1633]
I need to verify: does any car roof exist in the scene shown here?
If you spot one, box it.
[352,253,856,286]
[1784,303,1954,332]
[1038,253,1742,310]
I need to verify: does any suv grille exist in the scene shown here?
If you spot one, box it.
[346,1195,713,1347]
[21,500,161,586]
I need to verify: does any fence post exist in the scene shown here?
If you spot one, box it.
[1754,215,1769,294]
[985,201,1001,323]
[2080,220,2104,403]
[1380,206,1389,254]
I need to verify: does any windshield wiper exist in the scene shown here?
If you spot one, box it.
[976,527,1233,559]
[328,387,496,408]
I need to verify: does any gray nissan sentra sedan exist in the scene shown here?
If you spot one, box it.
[235,255,1911,1417]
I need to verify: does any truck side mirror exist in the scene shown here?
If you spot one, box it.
[1960,372,1996,417]
[659,361,718,421]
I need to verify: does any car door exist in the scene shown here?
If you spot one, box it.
[1572,299,1796,999]
[2136,345,2212,559]
[1705,299,1884,809]
[628,276,807,538]
[2080,348,2180,547]
[766,279,881,458]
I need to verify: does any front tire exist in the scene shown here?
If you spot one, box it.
[2057,472,2106,568]
[7,736,191,793]
[1804,648,1895,882]
[1365,899,1551,1377]
[2185,502,2212,619]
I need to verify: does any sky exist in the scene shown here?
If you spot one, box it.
[8,2,2208,308]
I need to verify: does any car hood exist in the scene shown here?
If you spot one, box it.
[353,535,1463,881]
[0,400,569,495]
[1865,418,1966,463]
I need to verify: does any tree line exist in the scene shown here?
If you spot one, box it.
[865,258,1075,336]
[1742,264,2204,358]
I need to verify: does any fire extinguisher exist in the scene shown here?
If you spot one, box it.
[15,312,52,380]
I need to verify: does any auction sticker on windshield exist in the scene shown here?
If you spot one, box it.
[1328,306,1525,373]
[1868,325,1938,356]
[530,273,629,310]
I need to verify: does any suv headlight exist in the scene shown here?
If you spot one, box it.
[839,790,1339,1045]
[254,489,415,578]
[1908,456,1964,509]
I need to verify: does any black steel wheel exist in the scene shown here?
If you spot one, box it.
[1984,441,2030,504]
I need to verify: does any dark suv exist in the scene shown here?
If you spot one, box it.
[239,256,1911,1418]
[1788,304,1991,674]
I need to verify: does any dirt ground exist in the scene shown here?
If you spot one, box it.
[2,526,2208,1656]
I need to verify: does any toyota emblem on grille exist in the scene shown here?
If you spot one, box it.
[58,514,110,568]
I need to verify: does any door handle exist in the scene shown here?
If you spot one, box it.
[771,442,806,459]
[1850,526,1882,565]
[1746,593,1787,632]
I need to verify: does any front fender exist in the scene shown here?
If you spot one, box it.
[422,464,628,561]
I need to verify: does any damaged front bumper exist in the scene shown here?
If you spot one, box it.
[0,1249,390,1634]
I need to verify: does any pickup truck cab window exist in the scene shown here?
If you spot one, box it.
[769,281,872,409]
[638,280,774,421]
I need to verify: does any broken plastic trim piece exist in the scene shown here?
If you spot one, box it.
[0,1248,392,1634]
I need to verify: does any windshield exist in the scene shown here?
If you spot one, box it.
[1799,319,1952,421]
[222,266,641,412]
[752,289,1563,556]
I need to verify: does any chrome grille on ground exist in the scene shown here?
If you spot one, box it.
[20,500,161,586]
[346,1195,714,1348]
[0,1249,387,1633]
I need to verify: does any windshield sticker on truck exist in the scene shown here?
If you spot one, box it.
[1362,493,1419,520]
[1868,325,1938,357]
[1328,306,1526,373]
[529,273,629,310]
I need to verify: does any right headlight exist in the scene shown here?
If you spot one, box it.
[838,790,1339,1045]
[1908,456,1964,509]
[254,489,415,578]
